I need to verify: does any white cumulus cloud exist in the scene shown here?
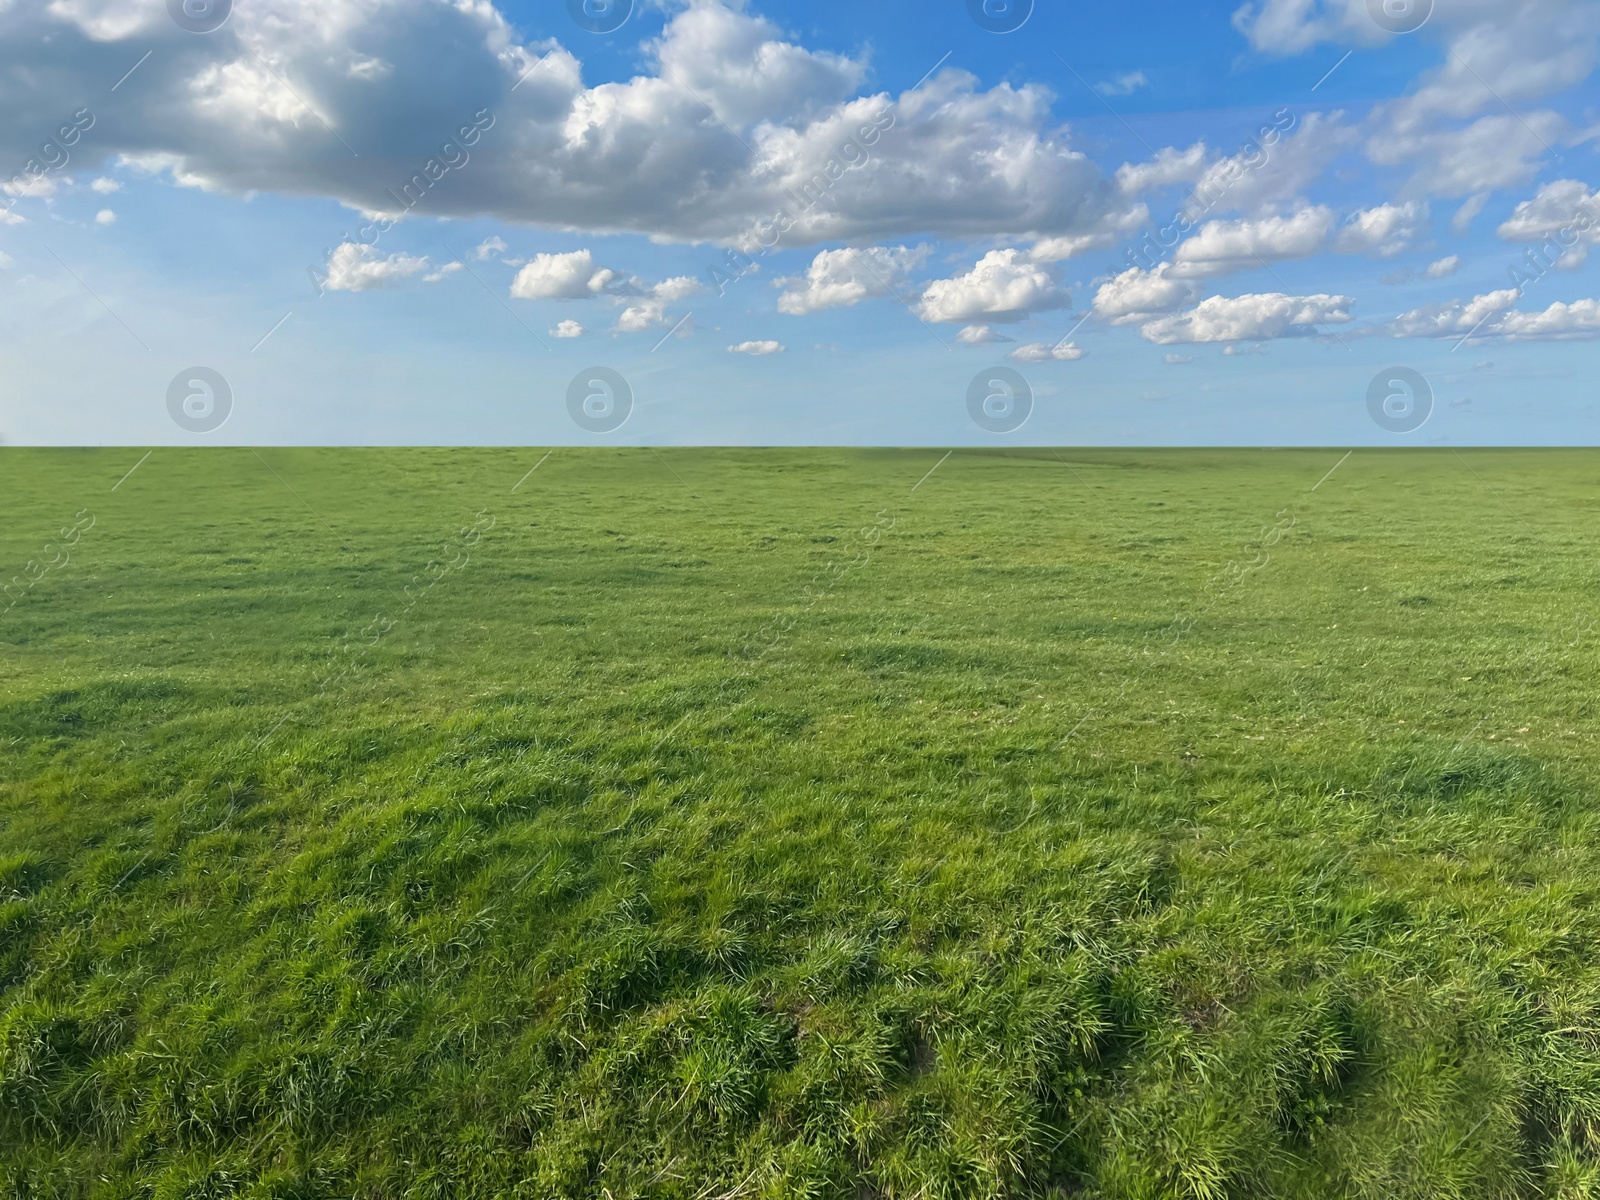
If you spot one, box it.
[776,245,928,315]
[1333,202,1428,257]
[1388,289,1600,340]
[1093,263,1203,323]
[1137,292,1354,344]
[1182,113,1357,220]
[0,1,1145,250]
[615,275,702,331]
[320,242,435,292]
[1367,113,1568,199]
[510,250,617,301]
[1173,205,1335,277]
[1496,179,1600,267]
[1116,142,1210,195]
[1494,298,1600,339]
[1388,289,1520,338]
[917,249,1067,324]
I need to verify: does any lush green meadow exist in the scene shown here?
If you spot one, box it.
[4,447,1600,1199]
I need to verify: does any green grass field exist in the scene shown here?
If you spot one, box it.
[4,447,1600,1199]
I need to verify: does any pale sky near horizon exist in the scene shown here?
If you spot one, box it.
[1,0,1597,446]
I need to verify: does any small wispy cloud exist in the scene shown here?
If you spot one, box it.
[473,236,508,262]
[1010,341,1085,362]
[1096,70,1148,97]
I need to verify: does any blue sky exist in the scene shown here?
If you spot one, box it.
[0,0,1597,445]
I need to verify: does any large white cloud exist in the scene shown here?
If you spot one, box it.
[1181,114,1357,220]
[1093,202,1368,325]
[776,245,927,315]
[0,0,1137,249]
[1366,112,1568,198]
[916,249,1068,324]
[1496,179,1600,266]
[651,1,866,128]
[1137,292,1354,344]
[749,72,1133,246]
[1333,202,1428,256]
[1092,199,1417,327]
[1231,0,1398,54]
[509,250,616,300]
[505,249,699,332]
[1172,205,1335,277]
[317,241,435,291]
[1493,298,1600,338]
[1093,263,1203,323]
[1385,3,1600,134]
[1388,289,1520,338]
[1388,289,1600,340]
[1116,142,1211,195]
[1234,0,1600,113]
[1491,299,1600,339]
[1233,1,1596,201]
